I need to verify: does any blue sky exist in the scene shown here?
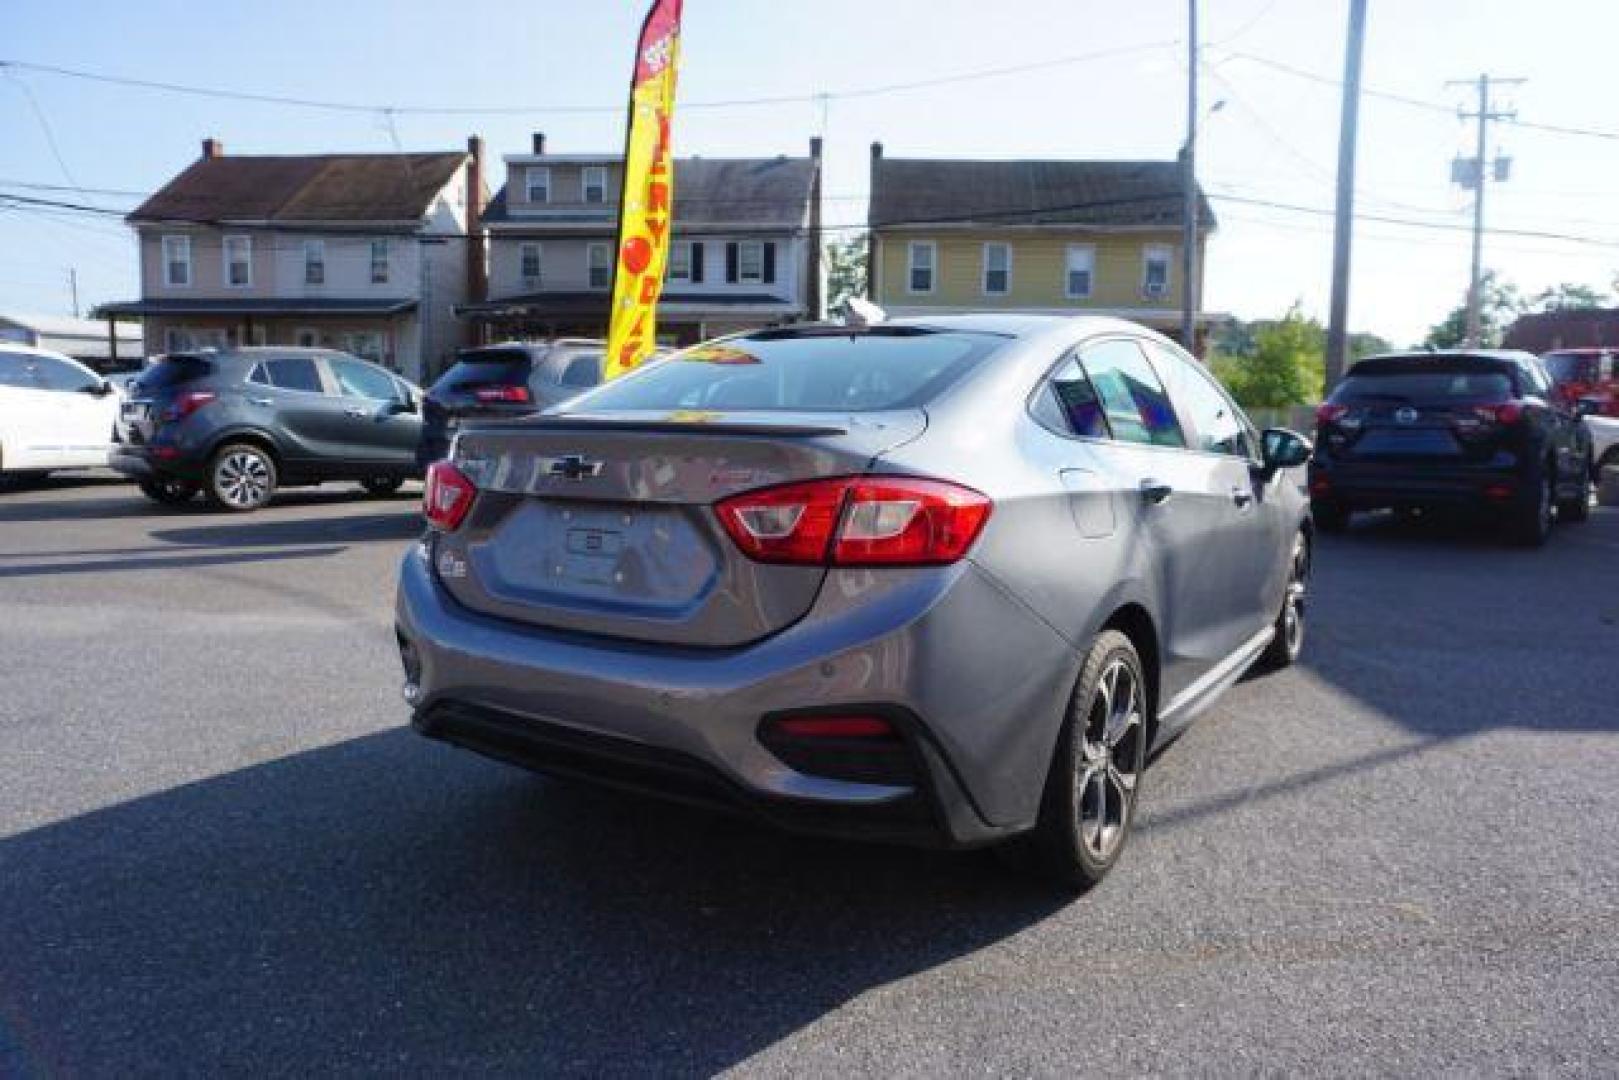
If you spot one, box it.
[3,0,1617,345]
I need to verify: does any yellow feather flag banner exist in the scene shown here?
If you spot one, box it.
[604,0,684,381]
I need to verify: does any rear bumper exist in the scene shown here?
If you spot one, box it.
[1310,458,1523,508]
[395,541,1079,848]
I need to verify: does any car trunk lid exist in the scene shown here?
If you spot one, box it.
[434,409,927,647]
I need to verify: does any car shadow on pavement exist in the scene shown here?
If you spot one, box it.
[0,730,1064,1076]
[149,511,424,548]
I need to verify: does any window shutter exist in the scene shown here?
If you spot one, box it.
[691,242,704,283]
[725,242,739,283]
[762,242,776,285]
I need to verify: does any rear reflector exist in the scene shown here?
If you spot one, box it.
[473,385,531,404]
[1484,482,1517,499]
[770,715,896,739]
[1309,476,1332,496]
[423,460,476,531]
[715,476,992,567]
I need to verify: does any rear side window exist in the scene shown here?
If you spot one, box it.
[557,353,602,389]
[569,330,1001,413]
[1332,369,1513,403]
[1032,356,1109,439]
[0,355,34,388]
[258,357,325,393]
[1077,339,1184,448]
[434,349,534,393]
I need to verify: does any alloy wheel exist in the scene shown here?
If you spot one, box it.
[1078,658,1144,863]
[215,451,272,509]
[1282,536,1309,656]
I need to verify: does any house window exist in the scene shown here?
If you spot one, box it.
[162,235,191,287]
[738,240,764,284]
[345,332,386,363]
[366,240,390,284]
[1143,245,1173,297]
[983,243,1011,296]
[587,243,611,289]
[668,241,692,282]
[303,239,325,286]
[907,241,935,294]
[519,243,542,285]
[1065,245,1095,299]
[224,235,252,287]
[582,166,606,204]
[525,167,550,203]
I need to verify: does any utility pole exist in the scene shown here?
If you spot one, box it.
[1324,0,1366,394]
[1446,73,1522,347]
[1180,0,1198,353]
[68,267,79,317]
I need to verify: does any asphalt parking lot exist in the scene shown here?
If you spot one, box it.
[2,476,1617,1076]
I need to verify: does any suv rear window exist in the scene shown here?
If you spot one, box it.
[133,355,213,391]
[1332,368,1513,404]
[569,330,1001,413]
[433,349,534,392]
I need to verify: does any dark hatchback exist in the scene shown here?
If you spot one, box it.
[112,348,423,511]
[418,341,605,467]
[1309,350,1595,545]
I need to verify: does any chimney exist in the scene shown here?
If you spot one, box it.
[532,132,547,156]
[807,138,824,320]
[201,137,224,160]
[465,135,489,322]
[870,141,883,162]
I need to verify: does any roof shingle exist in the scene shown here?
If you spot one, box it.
[868,158,1213,229]
[130,152,467,224]
[481,156,816,228]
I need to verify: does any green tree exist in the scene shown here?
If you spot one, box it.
[1529,282,1608,311]
[1424,271,1525,347]
[824,234,868,314]
[1212,304,1324,409]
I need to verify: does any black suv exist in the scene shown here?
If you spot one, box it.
[418,341,605,467]
[112,348,423,511]
[1310,350,1595,545]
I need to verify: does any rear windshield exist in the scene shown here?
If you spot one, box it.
[133,355,213,391]
[1542,352,1599,384]
[433,349,533,392]
[567,330,1002,413]
[1332,368,1513,404]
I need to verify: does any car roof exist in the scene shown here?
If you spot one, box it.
[880,313,1162,340]
[1351,349,1538,369]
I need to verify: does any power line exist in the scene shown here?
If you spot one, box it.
[0,42,1176,118]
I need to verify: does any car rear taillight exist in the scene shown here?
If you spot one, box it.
[1461,401,1525,430]
[472,384,531,404]
[715,476,992,567]
[1316,403,1348,425]
[160,390,216,422]
[423,460,477,531]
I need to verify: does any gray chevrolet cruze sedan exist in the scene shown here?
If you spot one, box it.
[396,315,1313,890]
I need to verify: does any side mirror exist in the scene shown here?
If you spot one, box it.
[389,395,419,415]
[1260,427,1312,475]
[81,381,113,397]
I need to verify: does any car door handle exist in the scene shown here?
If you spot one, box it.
[247,396,273,406]
[343,406,368,418]
[1139,479,1173,505]
[1231,485,1255,508]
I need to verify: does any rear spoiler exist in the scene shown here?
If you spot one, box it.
[483,413,850,438]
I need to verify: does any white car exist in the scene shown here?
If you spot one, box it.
[1588,414,1619,475]
[0,343,121,480]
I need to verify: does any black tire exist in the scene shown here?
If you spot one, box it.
[1510,464,1555,548]
[205,443,277,512]
[360,477,405,498]
[999,630,1149,894]
[1557,456,1593,524]
[138,478,200,506]
[1312,499,1351,533]
[1258,532,1309,671]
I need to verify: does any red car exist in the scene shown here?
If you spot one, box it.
[1541,348,1619,417]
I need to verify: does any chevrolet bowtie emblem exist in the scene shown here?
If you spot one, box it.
[545,454,604,481]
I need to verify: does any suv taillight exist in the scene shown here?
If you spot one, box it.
[423,461,476,531]
[473,384,531,404]
[715,476,992,567]
[160,390,216,422]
